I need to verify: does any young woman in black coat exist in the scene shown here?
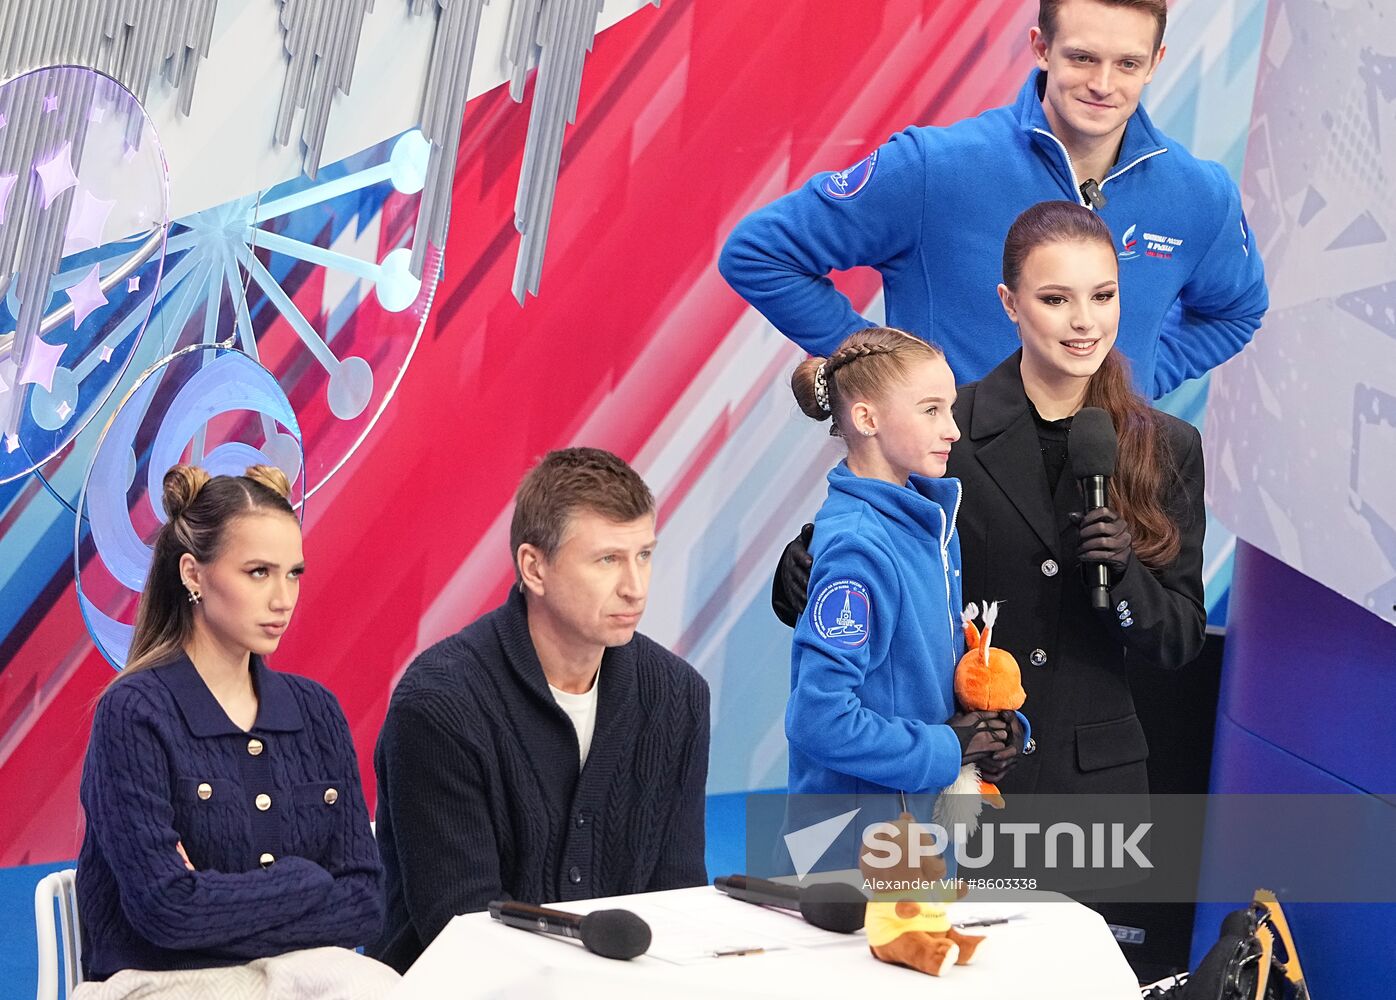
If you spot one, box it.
[773,200,1206,797]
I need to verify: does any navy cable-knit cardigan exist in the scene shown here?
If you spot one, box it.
[370,588,711,973]
[75,653,384,979]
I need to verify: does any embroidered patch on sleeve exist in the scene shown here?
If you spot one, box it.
[821,150,878,199]
[810,579,872,648]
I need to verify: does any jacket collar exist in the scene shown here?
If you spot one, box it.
[965,351,1061,556]
[1015,69,1167,181]
[827,461,961,549]
[155,651,304,738]
[494,588,638,726]
[969,349,1034,440]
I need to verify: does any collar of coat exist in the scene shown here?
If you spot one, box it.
[155,651,305,738]
[490,587,641,780]
[968,349,1036,441]
[963,350,1080,558]
[1014,68,1168,177]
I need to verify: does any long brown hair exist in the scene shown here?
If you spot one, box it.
[791,327,946,433]
[114,463,296,686]
[1003,201,1182,568]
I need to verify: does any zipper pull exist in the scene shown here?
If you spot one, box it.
[1079,178,1107,210]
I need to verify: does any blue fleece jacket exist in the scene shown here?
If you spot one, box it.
[787,464,966,796]
[719,70,1268,398]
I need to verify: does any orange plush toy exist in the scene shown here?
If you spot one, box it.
[953,602,1026,809]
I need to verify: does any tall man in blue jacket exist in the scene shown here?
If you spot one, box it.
[719,0,1267,398]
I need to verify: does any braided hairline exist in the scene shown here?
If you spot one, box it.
[825,340,899,376]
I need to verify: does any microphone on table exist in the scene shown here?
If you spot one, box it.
[1069,406,1119,611]
[713,874,866,933]
[487,900,651,960]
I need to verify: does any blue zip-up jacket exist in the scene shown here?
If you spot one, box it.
[787,463,966,796]
[719,70,1268,398]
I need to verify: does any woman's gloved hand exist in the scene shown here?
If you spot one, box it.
[1072,506,1134,578]
[947,710,1010,766]
[976,711,1026,783]
[771,523,815,627]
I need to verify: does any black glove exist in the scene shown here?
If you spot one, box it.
[976,711,1025,783]
[771,523,814,628]
[947,710,1010,767]
[1072,506,1134,578]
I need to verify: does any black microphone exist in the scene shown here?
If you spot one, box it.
[1069,406,1118,611]
[487,900,651,960]
[713,874,866,933]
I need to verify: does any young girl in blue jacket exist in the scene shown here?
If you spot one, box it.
[786,329,1016,797]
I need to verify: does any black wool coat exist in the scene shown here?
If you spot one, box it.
[950,352,1206,797]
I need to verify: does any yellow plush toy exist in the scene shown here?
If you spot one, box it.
[860,812,984,977]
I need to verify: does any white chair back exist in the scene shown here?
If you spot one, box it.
[34,868,82,1000]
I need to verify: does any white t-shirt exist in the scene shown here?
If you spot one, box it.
[549,668,600,767]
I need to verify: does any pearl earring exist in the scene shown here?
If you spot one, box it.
[186,588,201,605]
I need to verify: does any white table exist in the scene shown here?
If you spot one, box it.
[395,886,1140,999]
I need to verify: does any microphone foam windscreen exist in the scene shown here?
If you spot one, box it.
[1069,406,1118,479]
[800,881,868,933]
[578,908,652,960]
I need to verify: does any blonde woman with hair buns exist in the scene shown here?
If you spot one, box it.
[73,464,397,998]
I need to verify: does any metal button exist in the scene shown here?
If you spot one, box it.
[259,852,275,867]
[197,782,212,800]
[323,787,338,805]
[1040,559,1059,577]
[1029,648,1047,667]
[568,866,582,884]
[574,813,587,829]
[1116,600,1128,613]
[255,793,271,811]
[1023,738,1037,756]
[247,738,264,756]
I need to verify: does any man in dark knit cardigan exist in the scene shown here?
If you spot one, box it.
[370,448,711,973]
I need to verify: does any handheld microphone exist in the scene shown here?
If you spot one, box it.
[487,900,651,960]
[1069,406,1118,611]
[713,874,866,934]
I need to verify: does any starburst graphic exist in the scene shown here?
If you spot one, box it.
[65,266,109,327]
[17,336,66,393]
[64,189,116,254]
[34,141,78,208]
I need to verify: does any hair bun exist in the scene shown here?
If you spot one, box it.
[162,465,211,520]
[244,464,292,500]
[791,355,834,422]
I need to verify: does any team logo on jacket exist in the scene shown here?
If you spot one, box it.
[811,580,871,648]
[822,151,878,199]
[1141,229,1184,259]
[1118,224,1140,260]
[1119,223,1184,260]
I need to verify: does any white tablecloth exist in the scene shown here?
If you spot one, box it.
[395,886,1139,999]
